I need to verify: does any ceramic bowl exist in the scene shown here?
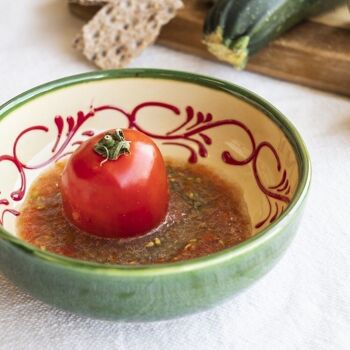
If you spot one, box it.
[0,69,311,321]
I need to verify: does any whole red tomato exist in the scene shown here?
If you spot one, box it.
[60,129,169,239]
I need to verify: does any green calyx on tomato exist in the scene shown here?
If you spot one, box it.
[94,128,131,165]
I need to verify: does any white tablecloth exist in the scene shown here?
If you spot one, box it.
[1,1,350,349]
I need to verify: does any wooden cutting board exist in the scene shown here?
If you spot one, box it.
[69,1,350,97]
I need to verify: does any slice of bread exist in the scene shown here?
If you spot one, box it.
[73,0,183,69]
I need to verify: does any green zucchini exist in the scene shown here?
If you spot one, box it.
[203,0,346,69]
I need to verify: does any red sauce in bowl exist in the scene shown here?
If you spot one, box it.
[17,160,251,264]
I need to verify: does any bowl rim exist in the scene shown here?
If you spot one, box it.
[0,68,311,276]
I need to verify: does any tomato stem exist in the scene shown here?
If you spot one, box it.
[94,129,131,165]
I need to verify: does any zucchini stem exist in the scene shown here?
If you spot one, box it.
[203,27,250,70]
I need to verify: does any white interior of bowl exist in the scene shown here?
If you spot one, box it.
[0,78,299,237]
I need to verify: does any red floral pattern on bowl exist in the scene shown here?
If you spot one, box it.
[0,76,299,236]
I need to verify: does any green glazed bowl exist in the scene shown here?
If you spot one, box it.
[0,69,311,321]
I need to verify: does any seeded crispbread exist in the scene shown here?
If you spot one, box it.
[73,0,183,69]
